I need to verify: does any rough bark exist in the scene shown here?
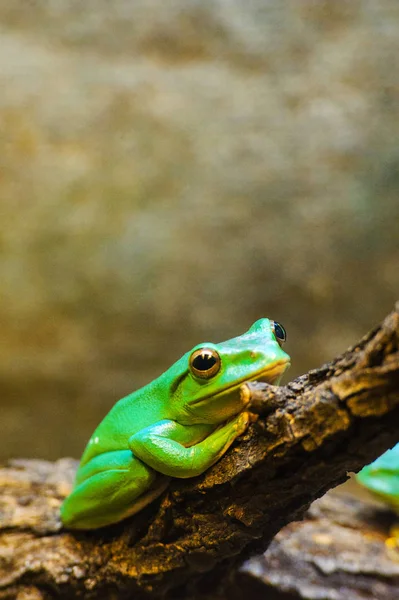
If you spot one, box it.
[240,488,399,600]
[1,305,399,600]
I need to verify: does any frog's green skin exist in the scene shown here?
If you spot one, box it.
[357,443,399,552]
[61,318,290,529]
[357,444,399,512]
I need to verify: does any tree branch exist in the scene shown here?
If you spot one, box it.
[240,488,399,599]
[1,305,399,599]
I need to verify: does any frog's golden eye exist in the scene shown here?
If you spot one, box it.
[189,347,221,379]
[272,320,287,346]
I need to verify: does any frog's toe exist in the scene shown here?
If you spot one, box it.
[235,411,250,434]
[385,525,399,562]
[385,536,399,562]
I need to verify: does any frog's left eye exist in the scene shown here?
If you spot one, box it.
[272,321,287,346]
[189,348,221,379]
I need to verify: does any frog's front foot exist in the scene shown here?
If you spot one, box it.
[386,525,399,562]
[235,410,251,434]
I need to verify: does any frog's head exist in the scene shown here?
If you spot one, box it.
[166,318,290,425]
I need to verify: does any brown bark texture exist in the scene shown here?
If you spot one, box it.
[1,305,399,600]
[240,488,399,600]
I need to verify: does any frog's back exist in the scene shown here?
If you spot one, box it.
[357,443,399,509]
[78,381,168,468]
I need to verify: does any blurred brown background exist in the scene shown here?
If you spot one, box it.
[0,1,398,461]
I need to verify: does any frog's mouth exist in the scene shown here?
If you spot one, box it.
[190,358,290,407]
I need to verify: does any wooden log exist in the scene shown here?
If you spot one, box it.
[241,487,399,600]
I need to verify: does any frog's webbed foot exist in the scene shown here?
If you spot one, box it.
[129,414,249,479]
[385,524,399,562]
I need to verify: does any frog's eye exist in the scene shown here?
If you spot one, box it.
[189,347,221,379]
[272,321,287,346]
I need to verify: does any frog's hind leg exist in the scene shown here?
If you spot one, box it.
[60,450,169,529]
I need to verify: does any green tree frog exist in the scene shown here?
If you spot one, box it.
[61,318,290,529]
[357,443,399,555]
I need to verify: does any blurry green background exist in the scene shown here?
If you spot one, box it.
[1,1,398,461]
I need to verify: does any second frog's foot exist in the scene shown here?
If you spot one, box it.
[385,525,399,562]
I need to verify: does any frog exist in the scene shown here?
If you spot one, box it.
[60,318,290,529]
[357,443,399,557]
